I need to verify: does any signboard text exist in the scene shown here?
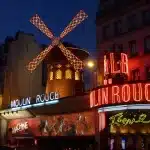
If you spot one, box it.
[90,82,150,108]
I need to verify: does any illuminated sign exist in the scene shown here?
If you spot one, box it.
[109,112,150,126]
[12,122,28,134]
[90,82,150,108]
[10,92,59,110]
[104,53,128,76]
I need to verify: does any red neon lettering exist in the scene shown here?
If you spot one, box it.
[104,79,107,85]
[108,78,112,84]
[112,86,120,103]
[122,84,130,102]
[104,55,109,76]
[90,82,150,108]
[121,53,128,75]
[90,91,94,107]
[98,89,102,106]
[110,53,120,74]
[102,88,108,105]
[133,83,142,101]
[145,84,150,101]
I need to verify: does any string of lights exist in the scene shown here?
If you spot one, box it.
[26,10,88,72]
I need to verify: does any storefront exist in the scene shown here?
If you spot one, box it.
[0,92,97,149]
[90,81,150,150]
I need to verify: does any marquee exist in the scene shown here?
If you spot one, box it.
[90,82,150,108]
[10,92,59,111]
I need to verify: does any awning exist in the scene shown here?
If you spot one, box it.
[0,109,34,120]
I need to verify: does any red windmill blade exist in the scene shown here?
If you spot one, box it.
[58,43,84,70]
[27,45,53,72]
[30,14,54,39]
[60,10,88,39]
[27,10,88,72]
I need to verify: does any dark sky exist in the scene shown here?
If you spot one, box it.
[0,0,98,55]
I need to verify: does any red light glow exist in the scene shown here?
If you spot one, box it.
[104,53,128,77]
[99,112,106,132]
[90,82,150,108]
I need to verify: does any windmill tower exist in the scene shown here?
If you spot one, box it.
[27,10,89,98]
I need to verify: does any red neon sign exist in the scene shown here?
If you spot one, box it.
[104,53,128,76]
[90,82,150,108]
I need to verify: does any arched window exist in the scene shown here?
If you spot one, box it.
[75,71,80,80]
[65,69,72,79]
[49,71,53,80]
[55,69,62,79]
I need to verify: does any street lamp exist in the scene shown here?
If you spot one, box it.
[84,59,97,89]
[86,59,95,69]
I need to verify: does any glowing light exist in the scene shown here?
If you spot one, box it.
[99,112,106,131]
[112,86,120,103]
[65,69,72,79]
[122,84,130,102]
[109,112,150,127]
[75,71,80,80]
[60,10,88,38]
[55,69,62,79]
[104,52,128,76]
[98,104,150,112]
[90,82,150,108]
[104,55,109,76]
[133,83,142,101]
[49,71,53,80]
[121,53,128,75]
[27,10,88,72]
[87,60,95,68]
[11,100,59,111]
[145,83,150,101]
[10,92,60,111]
[102,88,108,104]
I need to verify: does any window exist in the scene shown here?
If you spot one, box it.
[131,69,140,81]
[144,36,150,53]
[145,66,150,80]
[102,25,110,39]
[75,71,80,80]
[114,20,122,36]
[127,14,137,31]
[49,71,53,80]
[55,69,62,79]
[65,69,72,79]
[129,40,137,56]
[142,10,150,25]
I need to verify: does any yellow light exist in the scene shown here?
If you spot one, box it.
[87,60,94,68]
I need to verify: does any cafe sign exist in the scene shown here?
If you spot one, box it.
[10,92,59,109]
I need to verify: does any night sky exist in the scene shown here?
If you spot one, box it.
[0,0,98,56]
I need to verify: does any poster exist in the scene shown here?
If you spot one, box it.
[8,111,95,137]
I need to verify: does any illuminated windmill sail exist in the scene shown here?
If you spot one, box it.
[27,10,88,72]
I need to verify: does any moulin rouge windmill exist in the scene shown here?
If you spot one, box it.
[26,10,88,72]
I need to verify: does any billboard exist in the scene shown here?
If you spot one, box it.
[8,111,95,137]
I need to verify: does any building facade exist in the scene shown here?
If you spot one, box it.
[97,0,150,85]
[0,31,98,149]
[3,31,45,108]
[95,0,150,149]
